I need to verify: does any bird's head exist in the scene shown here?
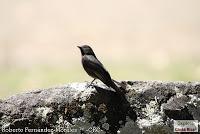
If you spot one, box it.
[77,45,96,57]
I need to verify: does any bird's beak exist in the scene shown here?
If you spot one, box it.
[77,46,81,49]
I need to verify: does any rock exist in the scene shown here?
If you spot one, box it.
[162,95,194,120]
[0,81,199,134]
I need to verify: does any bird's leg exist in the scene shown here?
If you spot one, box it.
[87,79,96,88]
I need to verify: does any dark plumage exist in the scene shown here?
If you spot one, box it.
[77,45,122,94]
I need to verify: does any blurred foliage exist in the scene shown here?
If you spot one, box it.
[0,0,200,99]
[0,60,199,99]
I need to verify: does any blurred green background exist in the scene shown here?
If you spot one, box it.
[0,0,200,98]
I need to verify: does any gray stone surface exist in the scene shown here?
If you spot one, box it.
[0,81,199,134]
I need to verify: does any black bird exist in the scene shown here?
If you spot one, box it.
[77,45,123,94]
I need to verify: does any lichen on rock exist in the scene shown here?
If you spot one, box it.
[0,81,199,133]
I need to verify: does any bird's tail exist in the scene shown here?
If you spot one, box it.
[110,79,126,94]
[112,79,127,90]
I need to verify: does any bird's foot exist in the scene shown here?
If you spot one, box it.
[86,83,93,88]
[86,79,96,88]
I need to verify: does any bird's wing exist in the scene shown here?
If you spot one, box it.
[82,55,112,84]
